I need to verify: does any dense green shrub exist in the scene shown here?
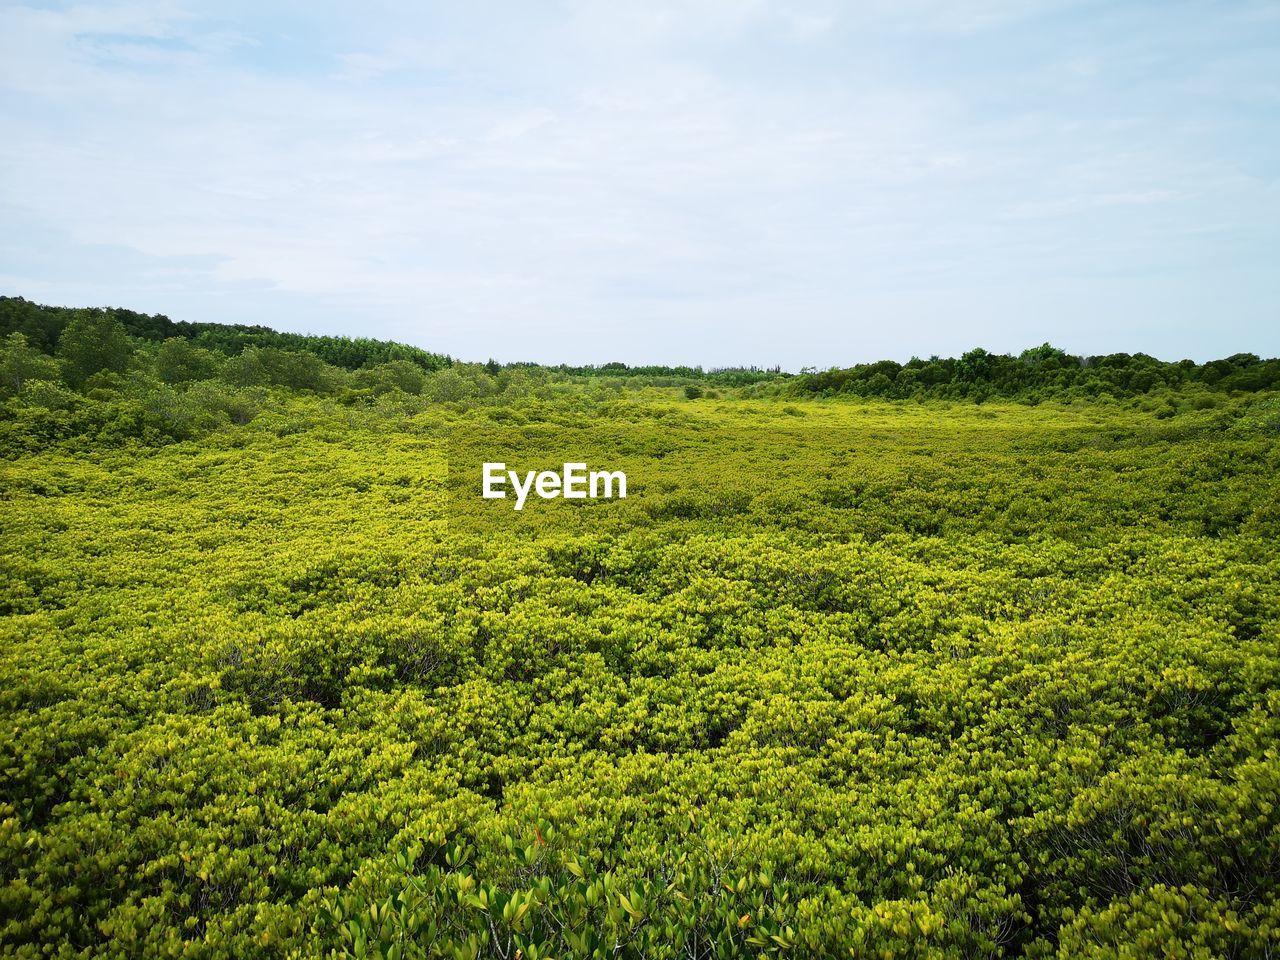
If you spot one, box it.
[2,300,1279,957]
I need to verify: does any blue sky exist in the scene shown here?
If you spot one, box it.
[1,1,1277,368]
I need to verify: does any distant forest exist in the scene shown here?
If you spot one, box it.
[3,295,1277,406]
[800,344,1279,401]
[1,296,452,374]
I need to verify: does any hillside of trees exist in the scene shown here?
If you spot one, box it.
[0,296,453,373]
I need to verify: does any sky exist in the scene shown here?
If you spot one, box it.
[1,1,1277,369]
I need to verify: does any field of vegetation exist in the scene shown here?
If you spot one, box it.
[3,300,1280,958]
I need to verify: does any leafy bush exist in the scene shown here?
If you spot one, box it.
[2,303,1279,957]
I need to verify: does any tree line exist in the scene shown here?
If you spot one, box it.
[1,296,452,375]
[799,344,1280,400]
[4,297,1278,413]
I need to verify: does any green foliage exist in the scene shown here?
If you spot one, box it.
[155,338,222,385]
[0,333,60,396]
[547,364,785,387]
[1235,395,1280,435]
[0,297,69,351]
[352,361,428,397]
[55,310,131,388]
[222,346,340,392]
[318,834,791,960]
[803,346,1280,401]
[1,299,1279,958]
[0,296,451,373]
[7,296,1278,410]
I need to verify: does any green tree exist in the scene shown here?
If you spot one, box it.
[0,332,60,396]
[155,338,220,384]
[56,311,131,388]
[352,360,427,395]
[222,347,269,387]
[956,347,994,382]
[427,367,474,403]
[1019,343,1069,367]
